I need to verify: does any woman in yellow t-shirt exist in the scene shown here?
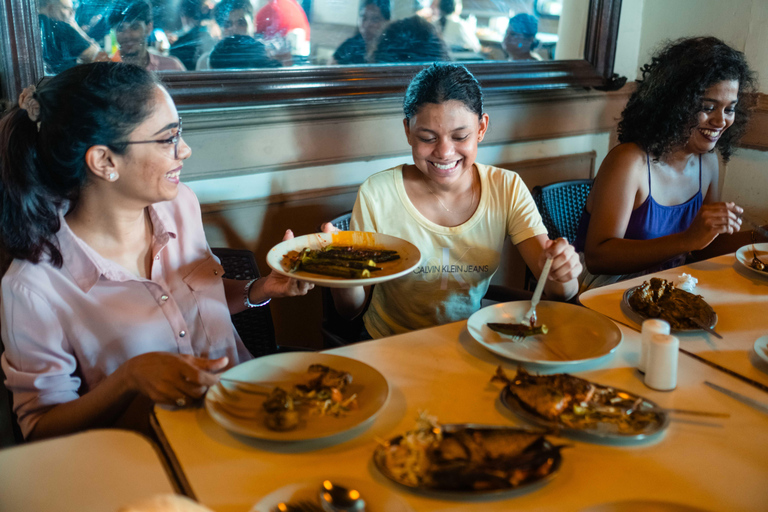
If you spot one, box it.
[324,63,581,340]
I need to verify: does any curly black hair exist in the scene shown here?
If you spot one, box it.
[618,36,757,162]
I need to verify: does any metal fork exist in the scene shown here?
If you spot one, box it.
[524,257,553,328]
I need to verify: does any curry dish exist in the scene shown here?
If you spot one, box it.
[627,277,714,330]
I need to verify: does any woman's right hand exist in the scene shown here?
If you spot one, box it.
[122,352,228,406]
[684,201,743,250]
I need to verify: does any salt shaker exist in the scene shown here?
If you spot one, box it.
[644,333,679,391]
[639,319,670,373]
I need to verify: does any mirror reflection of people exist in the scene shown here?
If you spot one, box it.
[0,62,313,440]
[332,0,390,65]
[574,37,759,291]
[372,15,449,64]
[324,63,581,340]
[170,0,216,70]
[255,0,311,62]
[38,0,109,73]
[109,1,186,71]
[197,0,256,70]
[503,13,541,61]
[209,35,282,69]
[433,0,481,54]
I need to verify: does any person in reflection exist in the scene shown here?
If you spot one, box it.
[209,35,282,69]
[255,0,311,63]
[109,0,187,71]
[170,0,216,71]
[372,15,450,64]
[574,37,760,291]
[197,0,256,70]
[503,13,541,61]
[332,0,390,65]
[0,62,313,441]
[432,0,481,55]
[323,63,581,340]
[38,0,109,74]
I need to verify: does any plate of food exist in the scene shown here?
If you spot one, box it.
[493,367,669,442]
[205,352,389,441]
[250,476,414,512]
[622,277,717,332]
[373,414,563,496]
[266,231,421,288]
[735,242,768,277]
[466,301,622,365]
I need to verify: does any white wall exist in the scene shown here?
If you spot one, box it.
[612,0,768,220]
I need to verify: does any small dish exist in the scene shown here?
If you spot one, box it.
[266,231,421,288]
[753,336,768,366]
[250,476,413,512]
[735,243,768,277]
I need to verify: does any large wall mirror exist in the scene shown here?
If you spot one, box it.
[1,0,621,110]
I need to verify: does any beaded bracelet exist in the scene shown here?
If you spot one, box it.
[243,278,271,308]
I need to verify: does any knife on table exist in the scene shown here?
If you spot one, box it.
[704,381,768,415]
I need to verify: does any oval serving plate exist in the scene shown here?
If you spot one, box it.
[735,243,768,278]
[266,231,421,288]
[373,423,563,497]
[500,381,670,443]
[205,352,389,441]
[621,285,717,333]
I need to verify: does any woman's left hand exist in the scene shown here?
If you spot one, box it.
[541,238,582,283]
[255,229,315,299]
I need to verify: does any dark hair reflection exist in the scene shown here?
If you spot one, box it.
[372,15,449,64]
[402,62,482,121]
[209,35,282,69]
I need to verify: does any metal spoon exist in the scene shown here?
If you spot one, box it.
[318,480,366,512]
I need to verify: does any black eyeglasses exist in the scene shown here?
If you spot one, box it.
[119,118,183,159]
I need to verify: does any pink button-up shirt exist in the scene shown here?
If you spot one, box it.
[1,184,251,437]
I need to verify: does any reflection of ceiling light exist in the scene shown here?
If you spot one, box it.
[540,0,564,16]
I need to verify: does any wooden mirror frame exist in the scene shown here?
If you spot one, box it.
[1,0,621,110]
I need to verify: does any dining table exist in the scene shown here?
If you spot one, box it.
[579,252,768,387]
[0,429,177,512]
[152,251,768,512]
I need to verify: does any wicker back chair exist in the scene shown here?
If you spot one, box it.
[531,179,594,243]
[211,248,278,358]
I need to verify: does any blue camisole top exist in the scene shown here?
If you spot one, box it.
[574,153,703,253]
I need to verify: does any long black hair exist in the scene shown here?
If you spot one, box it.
[618,36,757,162]
[0,62,160,267]
[403,62,483,121]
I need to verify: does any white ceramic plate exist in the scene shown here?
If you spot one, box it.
[467,301,622,365]
[266,231,421,288]
[250,476,414,512]
[735,243,768,277]
[205,353,389,441]
[753,336,768,365]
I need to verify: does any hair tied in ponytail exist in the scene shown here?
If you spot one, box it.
[18,85,41,131]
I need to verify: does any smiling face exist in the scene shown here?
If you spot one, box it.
[115,86,191,206]
[116,19,151,62]
[685,79,739,154]
[404,100,488,187]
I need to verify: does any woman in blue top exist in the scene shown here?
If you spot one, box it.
[574,37,758,290]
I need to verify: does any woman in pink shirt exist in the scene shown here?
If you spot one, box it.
[0,62,312,440]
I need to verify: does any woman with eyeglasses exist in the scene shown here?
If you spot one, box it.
[0,62,312,440]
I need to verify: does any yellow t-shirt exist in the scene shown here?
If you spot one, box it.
[352,163,546,338]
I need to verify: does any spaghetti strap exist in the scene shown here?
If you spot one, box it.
[646,153,652,194]
[698,154,702,193]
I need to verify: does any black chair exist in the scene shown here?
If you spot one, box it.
[526,179,594,290]
[0,362,24,446]
[211,247,279,358]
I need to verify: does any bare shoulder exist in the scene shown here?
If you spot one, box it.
[593,143,647,189]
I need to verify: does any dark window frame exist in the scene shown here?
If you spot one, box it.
[1,0,621,111]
